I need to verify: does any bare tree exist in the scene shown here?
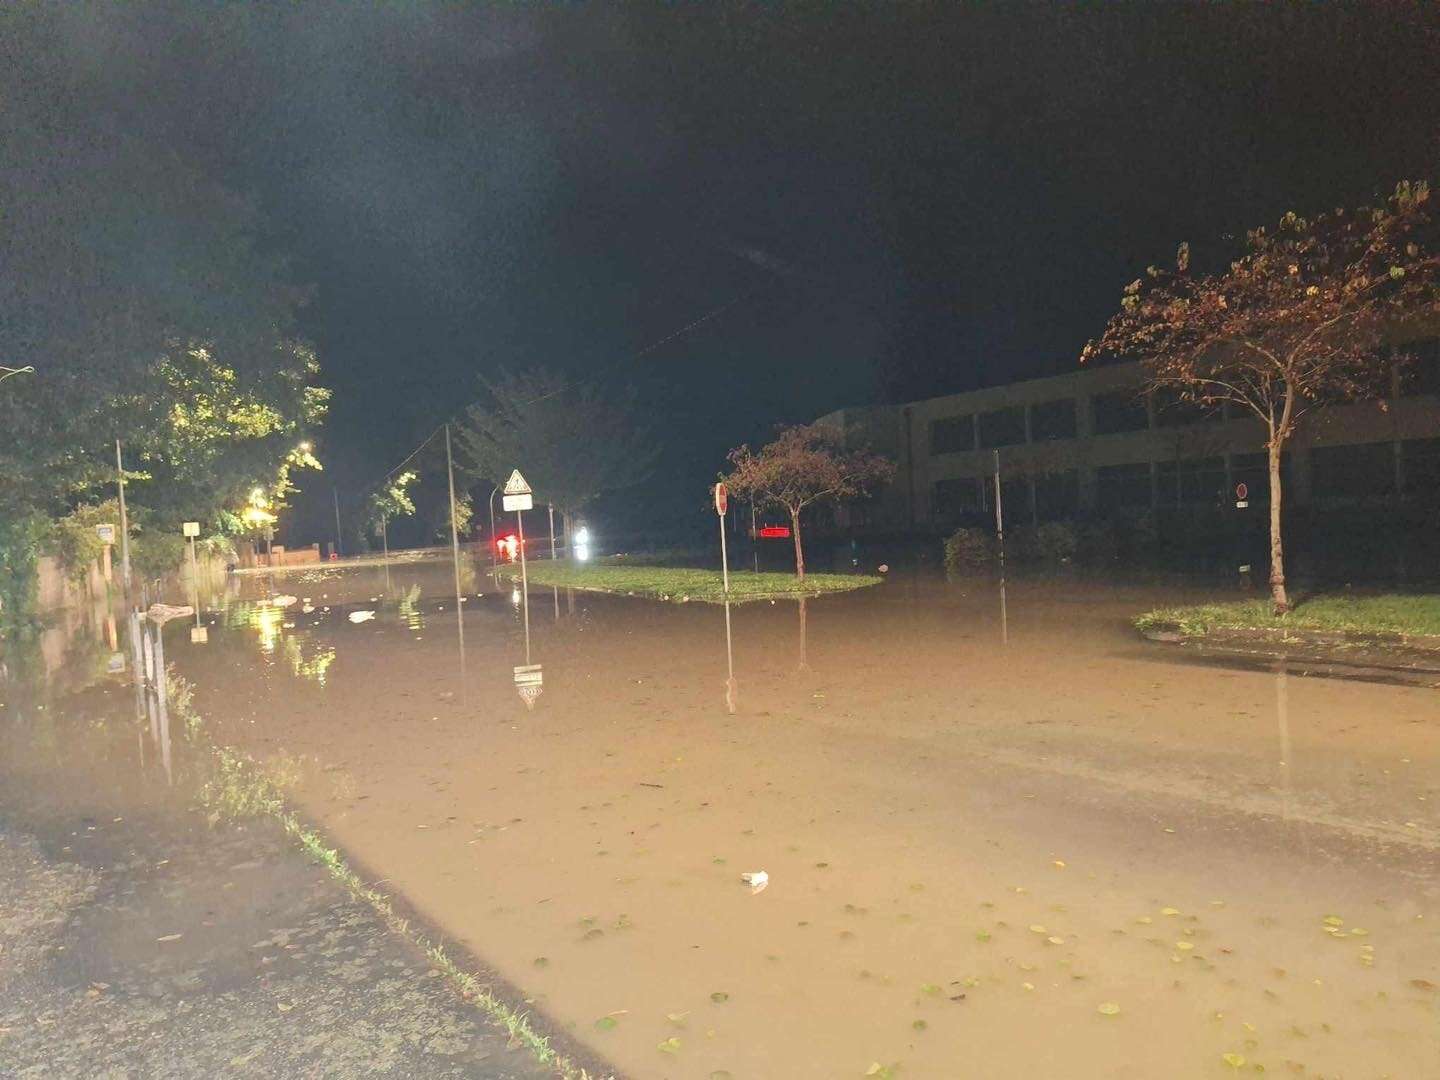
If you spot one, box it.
[723,423,892,579]
[1084,181,1440,612]
[456,369,658,545]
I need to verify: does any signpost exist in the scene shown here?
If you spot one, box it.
[96,523,116,585]
[1235,481,1249,509]
[504,470,533,597]
[183,522,206,643]
[714,482,730,594]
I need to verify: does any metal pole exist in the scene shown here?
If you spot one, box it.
[516,505,528,598]
[548,504,557,559]
[488,484,499,570]
[719,507,731,594]
[188,535,201,629]
[116,440,133,600]
[751,504,758,573]
[995,449,1008,646]
[332,486,343,557]
[445,425,463,601]
[993,449,1005,565]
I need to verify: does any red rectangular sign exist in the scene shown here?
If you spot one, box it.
[757,525,791,538]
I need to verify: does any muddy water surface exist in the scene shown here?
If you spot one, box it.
[49,560,1440,1077]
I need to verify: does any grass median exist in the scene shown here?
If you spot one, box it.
[1135,593,1440,640]
[497,561,882,603]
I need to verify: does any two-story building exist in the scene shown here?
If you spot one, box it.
[817,339,1440,533]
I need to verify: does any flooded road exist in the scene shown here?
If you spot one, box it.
[9,557,1439,1078]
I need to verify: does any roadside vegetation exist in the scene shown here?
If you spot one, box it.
[499,561,881,602]
[1135,594,1440,640]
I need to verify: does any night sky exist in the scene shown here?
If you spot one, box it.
[47,3,1440,543]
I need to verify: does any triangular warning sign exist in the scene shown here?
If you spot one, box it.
[503,469,531,495]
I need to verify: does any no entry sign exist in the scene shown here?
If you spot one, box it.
[714,482,728,516]
[1235,482,1248,500]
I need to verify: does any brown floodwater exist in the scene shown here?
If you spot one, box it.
[9,556,1440,1078]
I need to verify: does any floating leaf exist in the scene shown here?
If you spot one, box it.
[1021,981,1035,991]
[919,982,942,996]
[1410,978,1437,991]
[666,1011,689,1026]
[1322,915,1344,927]
[1135,916,1153,925]
[1047,936,1065,945]
[582,928,605,941]
[710,991,730,1004]
[912,1019,928,1031]
[1175,941,1194,951]
[975,930,992,942]
[864,1064,896,1079]
[1349,927,1369,936]
[1097,1002,1121,1016]
[1222,1053,1246,1068]
[532,957,549,968]
[1029,924,1047,934]
[594,1016,619,1032]
[657,1036,681,1054]
[1053,860,1066,868]
[1161,908,1180,916]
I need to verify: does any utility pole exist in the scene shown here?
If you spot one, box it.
[332,486,343,557]
[115,440,133,601]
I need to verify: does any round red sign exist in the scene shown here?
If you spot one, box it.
[714,482,728,516]
[1235,482,1248,500]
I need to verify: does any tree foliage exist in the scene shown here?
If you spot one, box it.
[723,423,893,578]
[456,369,659,522]
[1084,181,1440,610]
[0,4,326,591]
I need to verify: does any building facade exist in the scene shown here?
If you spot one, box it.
[818,339,1440,533]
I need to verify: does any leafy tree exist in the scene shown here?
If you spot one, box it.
[365,470,418,549]
[0,5,326,600]
[1084,181,1440,612]
[456,369,659,544]
[723,423,893,578]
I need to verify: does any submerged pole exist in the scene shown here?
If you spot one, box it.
[116,440,133,601]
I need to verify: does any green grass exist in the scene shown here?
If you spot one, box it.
[497,561,881,603]
[1135,594,1440,639]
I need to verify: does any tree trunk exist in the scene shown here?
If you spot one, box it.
[1267,439,1289,614]
[562,511,573,559]
[790,507,805,579]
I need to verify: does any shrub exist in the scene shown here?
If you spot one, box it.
[1034,521,1079,564]
[943,527,994,574]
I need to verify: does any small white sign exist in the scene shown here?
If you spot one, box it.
[95,524,116,544]
[190,625,209,644]
[502,492,533,512]
[182,521,200,538]
[503,469,532,496]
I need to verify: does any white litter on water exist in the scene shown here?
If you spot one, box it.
[272,594,298,607]
[347,610,376,623]
[741,871,769,894]
[301,604,315,614]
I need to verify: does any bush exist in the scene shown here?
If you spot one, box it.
[1034,521,1079,564]
[943,527,994,574]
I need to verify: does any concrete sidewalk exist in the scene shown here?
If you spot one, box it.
[0,812,558,1079]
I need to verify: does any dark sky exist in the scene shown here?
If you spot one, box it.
[45,2,1440,542]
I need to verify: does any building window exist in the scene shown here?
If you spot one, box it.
[1151,388,1222,428]
[1030,399,1077,441]
[1156,456,1226,507]
[1094,462,1153,509]
[1311,442,1396,501]
[1091,390,1149,435]
[1399,338,1440,397]
[1402,437,1440,499]
[932,477,982,521]
[929,416,974,455]
[1032,470,1080,518]
[978,406,1026,448]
